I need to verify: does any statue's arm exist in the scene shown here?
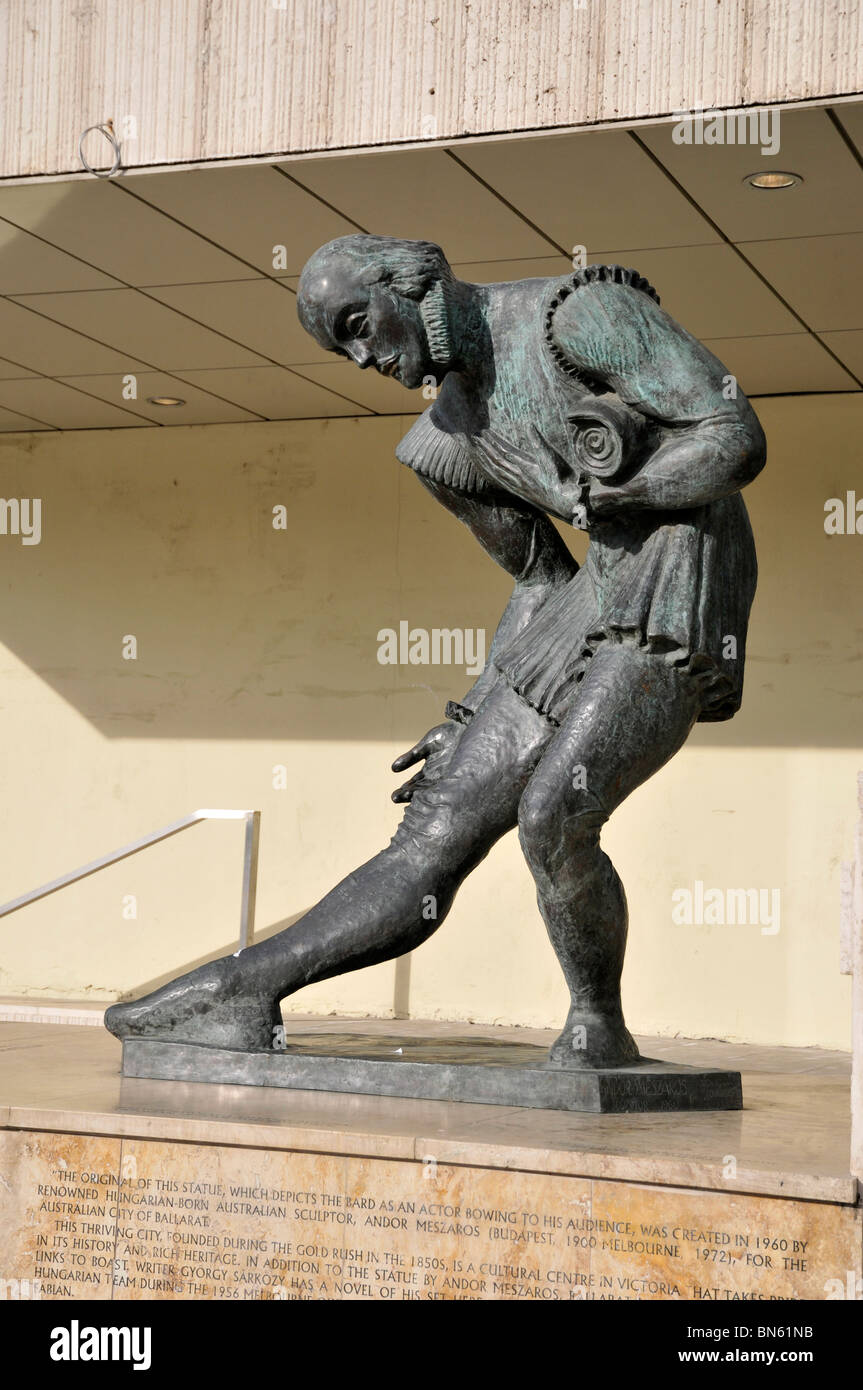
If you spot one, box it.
[552,282,767,515]
[417,474,577,712]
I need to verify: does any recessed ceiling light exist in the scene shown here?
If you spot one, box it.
[743,170,802,190]
[146,395,186,407]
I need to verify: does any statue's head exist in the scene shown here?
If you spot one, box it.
[297,235,456,389]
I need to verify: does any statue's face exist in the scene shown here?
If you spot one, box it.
[297,258,433,389]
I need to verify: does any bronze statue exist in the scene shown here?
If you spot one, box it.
[107,236,765,1073]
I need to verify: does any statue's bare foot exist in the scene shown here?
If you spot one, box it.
[104,956,280,1052]
[545,1007,641,1070]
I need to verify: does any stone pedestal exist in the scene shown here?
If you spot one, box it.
[0,1020,859,1302]
[122,1032,743,1113]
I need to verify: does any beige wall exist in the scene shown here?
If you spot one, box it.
[3,0,862,181]
[0,393,859,1047]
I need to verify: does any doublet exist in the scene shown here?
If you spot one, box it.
[395,268,758,725]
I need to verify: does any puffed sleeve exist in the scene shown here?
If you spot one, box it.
[548,274,766,510]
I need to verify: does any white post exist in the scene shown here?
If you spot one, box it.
[239,811,261,953]
[852,775,863,1187]
[0,810,262,960]
[843,774,863,1188]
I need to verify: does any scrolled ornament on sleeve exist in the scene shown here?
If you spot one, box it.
[567,399,650,484]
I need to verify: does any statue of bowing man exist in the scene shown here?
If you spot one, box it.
[107,235,765,1070]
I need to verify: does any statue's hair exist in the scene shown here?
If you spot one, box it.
[298,235,454,304]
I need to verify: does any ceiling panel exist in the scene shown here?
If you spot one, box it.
[0,357,38,380]
[589,244,799,338]
[452,255,571,283]
[173,366,374,419]
[58,371,262,425]
[0,403,50,431]
[817,330,863,381]
[833,103,863,159]
[0,297,146,376]
[144,279,324,365]
[456,131,719,253]
[0,113,859,431]
[637,109,863,242]
[0,220,121,295]
[740,234,863,331]
[0,181,255,287]
[701,333,858,395]
[286,149,557,262]
[127,166,362,277]
[9,289,269,371]
[292,361,413,413]
[0,379,153,429]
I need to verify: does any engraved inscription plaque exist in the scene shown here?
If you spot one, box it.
[1,1132,859,1301]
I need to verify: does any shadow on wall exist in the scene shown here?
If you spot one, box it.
[0,392,860,748]
[111,908,310,1001]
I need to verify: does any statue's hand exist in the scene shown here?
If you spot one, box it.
[585,479,627,518]
[473,427,569,512]
[390,722,462,804]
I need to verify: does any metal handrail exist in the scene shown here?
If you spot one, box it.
[0,809,261,952]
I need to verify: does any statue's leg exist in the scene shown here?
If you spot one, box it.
[517,641,701,1069]
[105,682,552,1050]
